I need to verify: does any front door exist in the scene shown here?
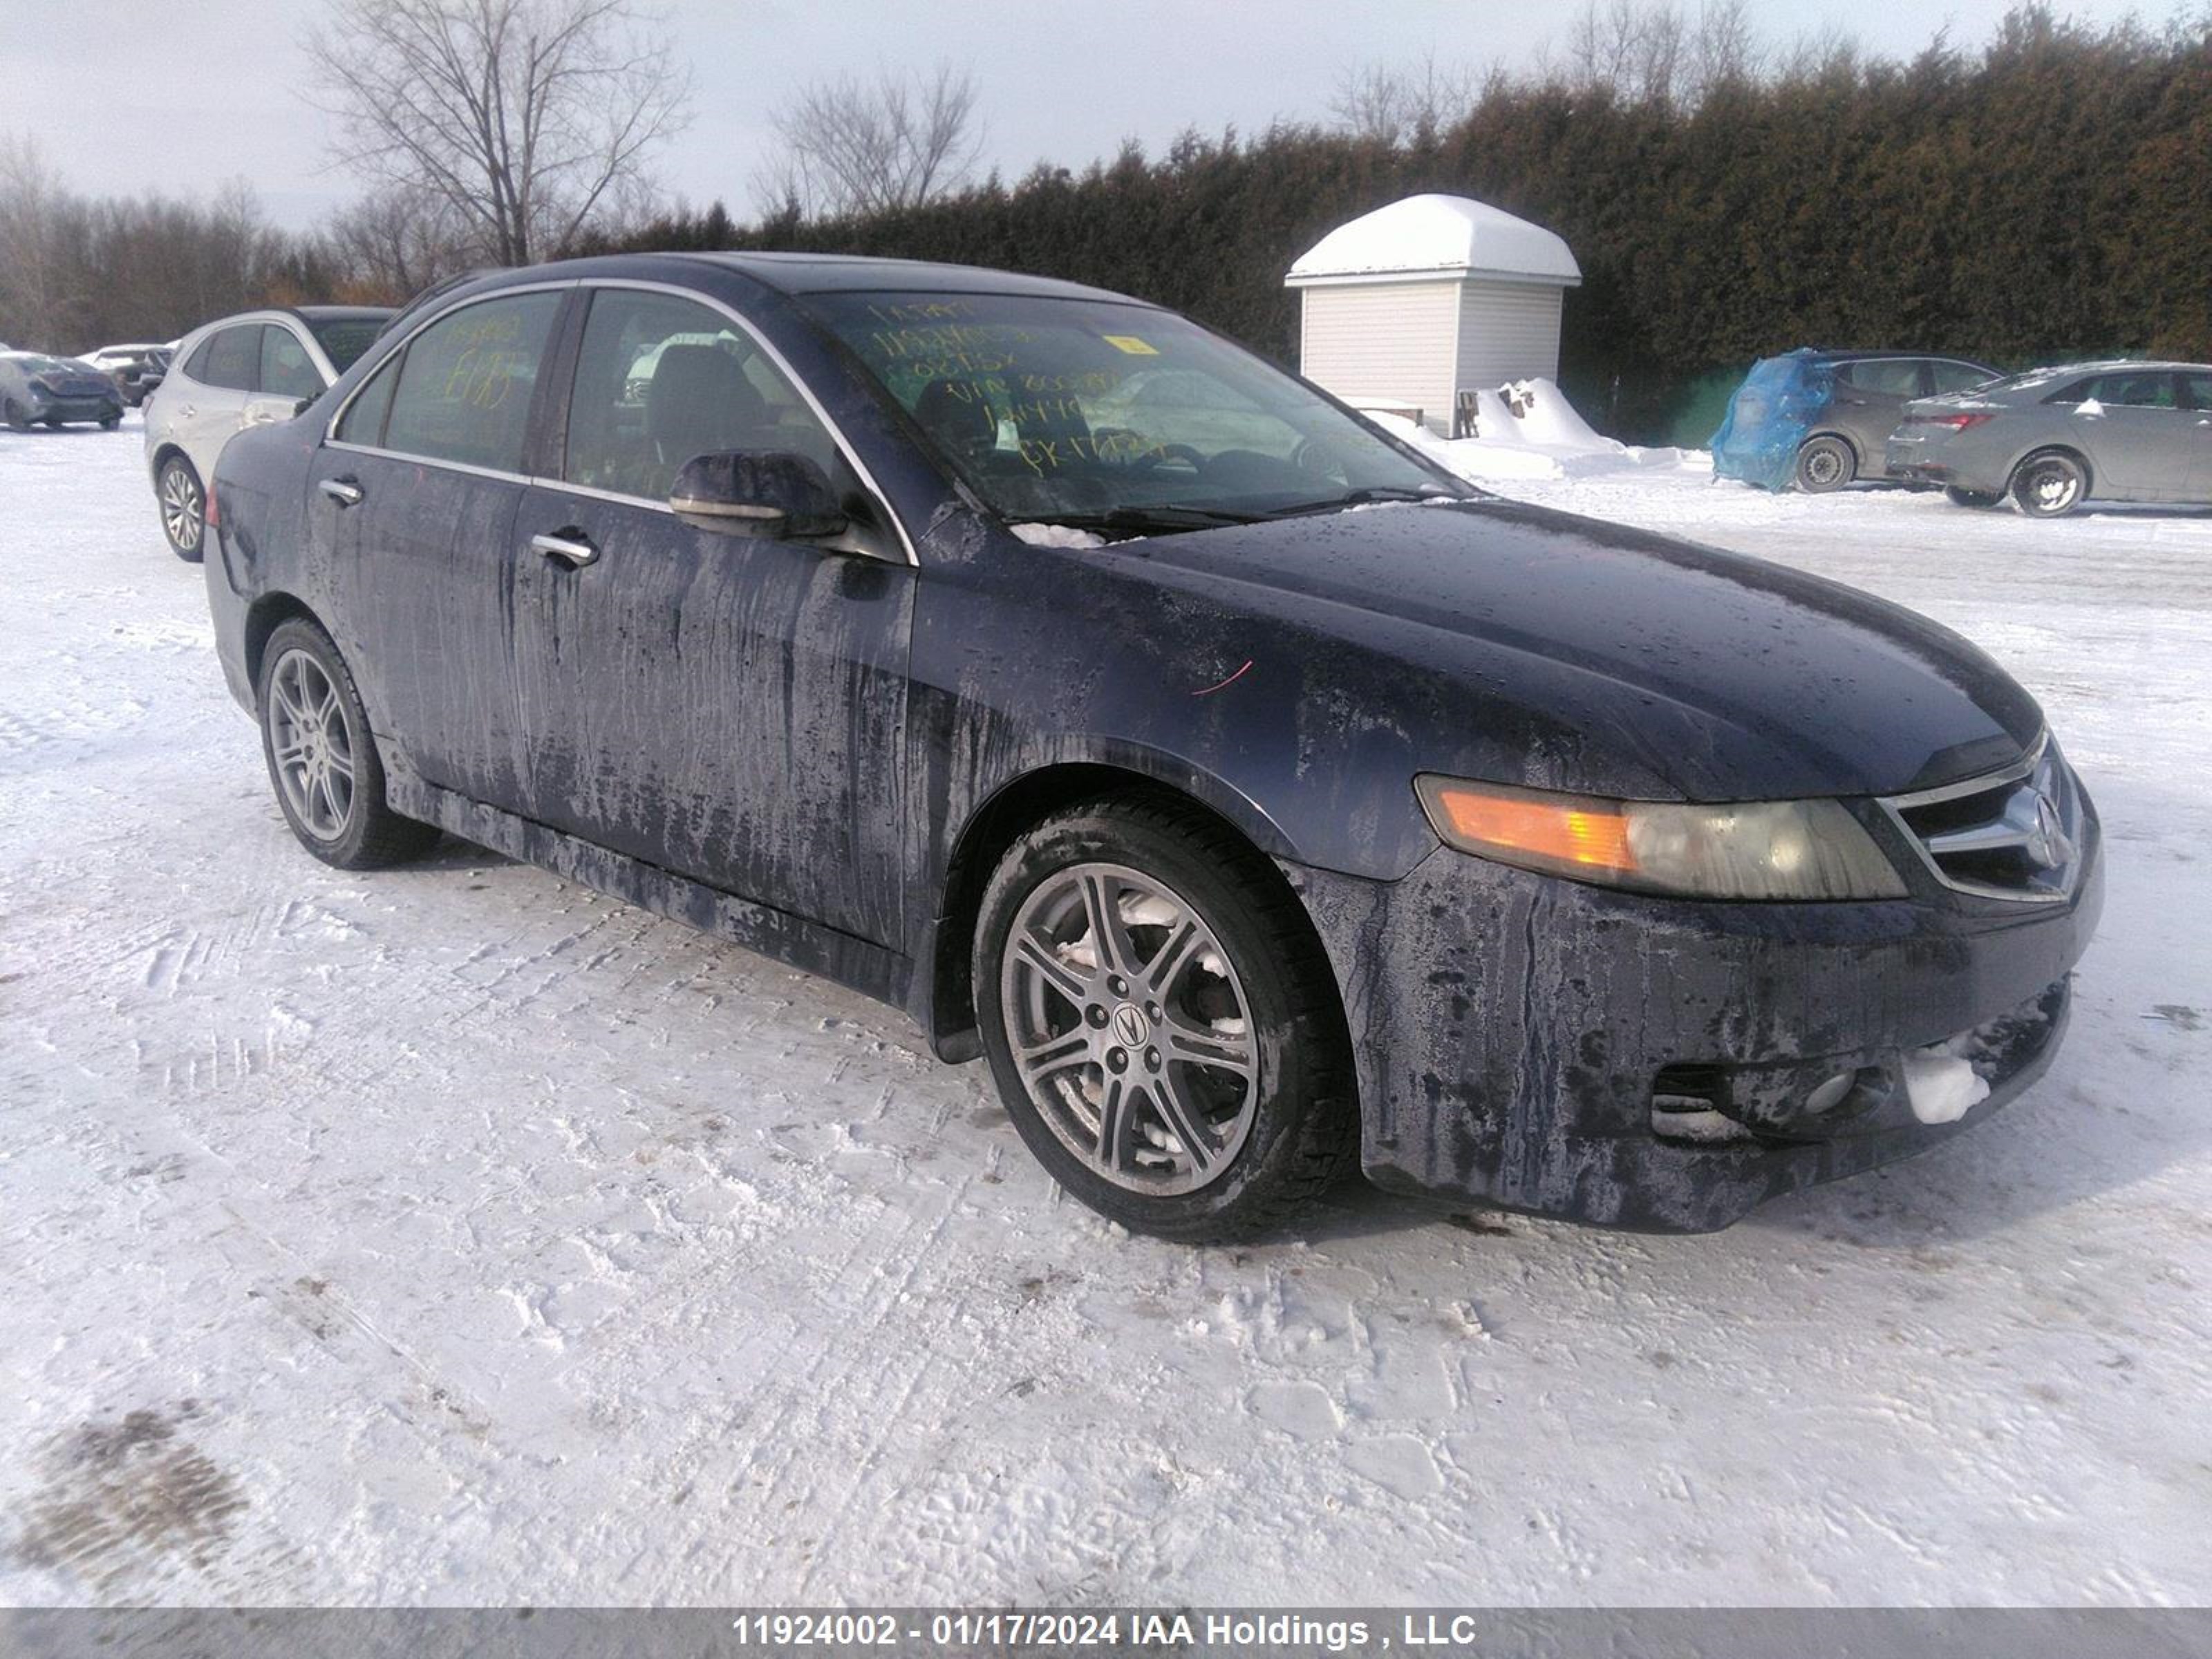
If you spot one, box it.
[507,286,914,945]
[317,288,565,811]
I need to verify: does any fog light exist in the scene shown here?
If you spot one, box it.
[1804,1071,1857,1115]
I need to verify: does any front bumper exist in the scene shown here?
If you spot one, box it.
[1287,801,2102,1232]
[28,394,122,424]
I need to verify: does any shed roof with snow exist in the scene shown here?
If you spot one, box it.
[1284,194,1581,290]
[1286,194,1582,434]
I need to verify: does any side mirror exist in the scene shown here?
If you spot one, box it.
[668,451,848,539]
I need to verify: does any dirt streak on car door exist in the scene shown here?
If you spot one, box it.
[505,487,915,945]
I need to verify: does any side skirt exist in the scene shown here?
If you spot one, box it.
[385,774,919,1016]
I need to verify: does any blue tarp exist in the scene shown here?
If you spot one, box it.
[1709,350,1835,492]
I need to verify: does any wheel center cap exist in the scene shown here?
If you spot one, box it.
[1111,1004,1149,1047]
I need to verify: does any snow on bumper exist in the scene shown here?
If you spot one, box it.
[1287,825,2102,1232]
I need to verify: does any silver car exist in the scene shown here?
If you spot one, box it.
[1888,360,2212,518]
[142,306,391,560]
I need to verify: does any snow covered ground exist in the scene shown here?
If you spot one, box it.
[3,417,2209,1609]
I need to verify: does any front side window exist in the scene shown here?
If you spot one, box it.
[380,291,561,474]
[562,288,836,502]
[805,290,1452,531]
[189,326,262,392]
[1929,360,1995,394]
[260,326,324,401]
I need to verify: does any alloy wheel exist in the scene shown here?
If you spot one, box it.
[161,463,204,554]
[267,648,357,841]
[2021,458,2082,515]
[999,861,1259,1196]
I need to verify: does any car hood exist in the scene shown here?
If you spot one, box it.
[1105,498,2041,802]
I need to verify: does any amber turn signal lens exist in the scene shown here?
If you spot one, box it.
[1426,785,1636,873]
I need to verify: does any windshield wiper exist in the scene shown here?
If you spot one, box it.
[1259,486,1459,518]
[1029,503,1270,533]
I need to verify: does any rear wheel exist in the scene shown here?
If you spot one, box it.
[2012,451,2088,518]
[1794,435,1855,492]
[1944,486,2003,508]
[158,455,206,561]
[256,617,438,870]
[975,794,1356,1241]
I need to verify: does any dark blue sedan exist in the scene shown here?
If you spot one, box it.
[194,254,2100,1241]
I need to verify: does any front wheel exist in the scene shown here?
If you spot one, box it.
[1794,435,1855,492]
[1944,486,2003,508]
[2012,451,2088,518]
[2,400,26,432]
[100,414,120,431]
[158,455,206,561]
[256,618,439,870]
[974,795,1356,1241]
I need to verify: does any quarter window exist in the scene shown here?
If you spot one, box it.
[561,288,836,501]
[260,327,324,401]
[379,292,561,474]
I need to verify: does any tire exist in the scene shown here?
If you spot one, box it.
[100,414,120,431]
[157,454,206,562]
[973,793,1356,1241]
[1794,435,1855,492]
[1944,487,2003,508]
[2,400,26,432]
[256,617,439,870]
[2011,450,2088,518]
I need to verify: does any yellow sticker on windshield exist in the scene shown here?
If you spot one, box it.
[1102,335,1159,355]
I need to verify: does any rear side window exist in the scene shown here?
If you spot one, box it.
[1837,359,1924,397]
[2069,372,2178,409]
[260,327,323,401]
[2181,373,2212,410]
[187,326,262,392]
[561,288,836,501]
[1929,361,1994,394]
[379,292,562,474]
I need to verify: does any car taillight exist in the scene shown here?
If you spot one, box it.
[1908,412,1994,432]
[203,488,220,529]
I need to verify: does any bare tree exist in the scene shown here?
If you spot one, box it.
[758,62,984,221]
[323,185,468,300]
[1329,55,1478,145]
[0,133,67,344]
[305,0,691,267]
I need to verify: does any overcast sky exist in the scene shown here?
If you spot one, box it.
[1,0,2177,230]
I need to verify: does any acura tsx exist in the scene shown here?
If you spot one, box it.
[196,253,2101,1240]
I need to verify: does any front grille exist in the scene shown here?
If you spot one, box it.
[1882,737,2083,903]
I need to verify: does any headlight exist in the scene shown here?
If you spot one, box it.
[1414,775,1907,900]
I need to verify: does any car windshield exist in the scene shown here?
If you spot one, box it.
[304,316,388,373]
[806,290,1459,531]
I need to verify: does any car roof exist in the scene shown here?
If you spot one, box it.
[285,305,397,322]
[1803,348,1994,364]
[2021,359,2211,375]
[459,251,1155,309]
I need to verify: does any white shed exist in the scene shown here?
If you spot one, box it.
[1285,194,1582,434]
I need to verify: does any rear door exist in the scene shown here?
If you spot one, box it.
[1830,358,1926,470]
[172,324,260,477]
[2063,371,2197,499]
[506,283,915,944]
[316,286,568,809]
[2180,371,2212,503]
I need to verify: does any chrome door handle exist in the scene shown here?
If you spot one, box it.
[531,531,597,568]
[319,478,362,507]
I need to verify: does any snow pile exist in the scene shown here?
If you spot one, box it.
[1902,1045,1993,1125]
[1008,521,1107,549]
[1362,379,1699,485]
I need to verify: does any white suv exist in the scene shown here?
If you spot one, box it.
[144,306,390,560]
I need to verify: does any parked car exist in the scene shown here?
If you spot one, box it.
[1888,361,2212,518]
[198,254,2099,1240]
[144,306,392,559]
[87,342,172,406]
[1712,348,2002,492]
[1,351,125,431]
